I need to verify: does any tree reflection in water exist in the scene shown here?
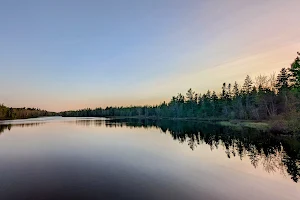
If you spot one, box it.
[1,118,299,183]
[0,122,43,134]
[95,118,300,183]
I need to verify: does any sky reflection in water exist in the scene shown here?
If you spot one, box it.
[0,117,299,200]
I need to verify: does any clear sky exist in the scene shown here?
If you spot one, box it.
[0,0,299,111]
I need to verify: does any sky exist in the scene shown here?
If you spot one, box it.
[0,0,299,112]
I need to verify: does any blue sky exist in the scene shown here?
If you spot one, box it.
[0,0,299,111]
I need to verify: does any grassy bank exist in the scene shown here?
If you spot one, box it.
[109,116,273,131]
[65,115,298,134]
[217,121,270,131]
[109,116,227,122]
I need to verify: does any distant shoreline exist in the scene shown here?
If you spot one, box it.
[1,115,295,135]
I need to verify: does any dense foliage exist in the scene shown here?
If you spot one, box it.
[61,53,300,133]
[0,104,56,120]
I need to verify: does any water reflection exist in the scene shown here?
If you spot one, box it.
[0,118,299,183]
[0,123,43,134]
[74,118,300,183]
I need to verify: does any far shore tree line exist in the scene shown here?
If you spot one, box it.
[0,105,55,120]
[1,52,299,133]
[61,52,300,133]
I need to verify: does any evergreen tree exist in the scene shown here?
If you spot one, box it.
[227,83,232,99]
[276,68,289,91]
[289,52,300,89]
[233,82,239,97]
[186,88,195,102]
[221,83,227,99]
[242,75,253,94]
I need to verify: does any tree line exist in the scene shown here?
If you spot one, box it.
[0,104,56,120]
[61,52,300,133]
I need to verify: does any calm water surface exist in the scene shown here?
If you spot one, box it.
[0,117,299,200]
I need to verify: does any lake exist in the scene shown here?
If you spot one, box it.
[0,117,299,200]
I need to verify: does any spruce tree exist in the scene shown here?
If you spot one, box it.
[233,82,239,97]
[242,75,253,94]
[276,68,289,91]
[289,52,300,89]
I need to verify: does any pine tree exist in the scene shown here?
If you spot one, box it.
[289,52,300,89]
[228,83,232,99]
[186,88,195,102]
[233,82,239,97]
[206,90,211,99]
[242,75,253,94]
[211,91,218,101]
[276,68,289,91]
[221,83,227,99]
[211,91,218,116]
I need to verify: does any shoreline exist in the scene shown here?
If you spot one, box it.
[1,116,296,135]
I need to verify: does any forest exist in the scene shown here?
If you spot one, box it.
[61,52,300,133]
[0,105,55,120]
